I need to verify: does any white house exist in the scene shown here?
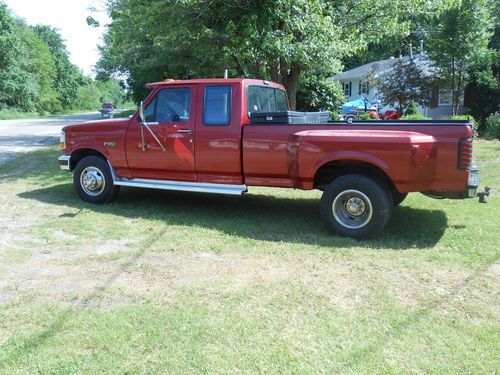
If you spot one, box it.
[331,53,467,119]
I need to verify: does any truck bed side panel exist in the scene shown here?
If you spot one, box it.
[242,123,472,192]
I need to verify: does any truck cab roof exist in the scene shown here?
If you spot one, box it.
[145,78,286,90]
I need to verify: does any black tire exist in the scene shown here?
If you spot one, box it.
[393,191,408,206]
[320,174,393,239]
[73,156,120,204]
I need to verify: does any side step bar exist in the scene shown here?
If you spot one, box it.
[106,162,247,196]
[113,178,247,196]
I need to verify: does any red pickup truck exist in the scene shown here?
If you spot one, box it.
[58,78,479,238]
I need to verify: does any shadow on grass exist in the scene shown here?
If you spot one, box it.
[19,182,448,250]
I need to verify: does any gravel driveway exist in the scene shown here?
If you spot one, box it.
[0,112,101,165]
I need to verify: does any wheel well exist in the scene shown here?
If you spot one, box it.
[70,149,106,170]
[314,160,397,194]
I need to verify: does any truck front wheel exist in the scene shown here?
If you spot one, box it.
[73,156,119,204]
[320,174,393,239]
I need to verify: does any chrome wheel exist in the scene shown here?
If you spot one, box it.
[332,189,373,229]
[80,166,106,196]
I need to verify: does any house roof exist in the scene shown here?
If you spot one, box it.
[332,53,432,81]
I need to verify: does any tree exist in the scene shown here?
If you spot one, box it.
[428,0,494,115]
[370,56,432,113]
[33,25,85,110]
[0,2,57,112]
[98,0,446,108]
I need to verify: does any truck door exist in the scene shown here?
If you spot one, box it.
[125,85,197,181]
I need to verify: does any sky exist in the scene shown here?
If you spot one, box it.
[4,0,110,77]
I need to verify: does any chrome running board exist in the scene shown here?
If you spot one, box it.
[107,160,247,195]
[114,178,247,195]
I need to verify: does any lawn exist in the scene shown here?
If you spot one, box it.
[0,142,498,374]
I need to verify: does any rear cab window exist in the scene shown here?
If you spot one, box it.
[246,85,289,115]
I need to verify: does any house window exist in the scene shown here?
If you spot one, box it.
[438,89,453,105]
[360,81,369,96]
[343,82,352,97]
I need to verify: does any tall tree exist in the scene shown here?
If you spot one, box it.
[98,0,447,108]
[428,0,494,115]
[0,2,57,111]
[33,25,85,110]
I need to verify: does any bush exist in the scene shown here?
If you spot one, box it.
[404,100,420,116]
[296,76,344,112]
[450,115,479,138]
[399,114,431,120]
[485,112,500,139]
[329,111,340,120]
[358,112,379,120]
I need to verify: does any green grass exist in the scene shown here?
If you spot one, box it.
[0,142,499,374]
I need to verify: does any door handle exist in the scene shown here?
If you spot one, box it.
[177,129,193,134]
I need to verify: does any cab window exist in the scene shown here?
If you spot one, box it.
[204,85,231,125]
[144,88,191,123]
[247,86,289,113]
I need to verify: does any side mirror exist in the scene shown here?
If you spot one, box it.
[139,101,145,123]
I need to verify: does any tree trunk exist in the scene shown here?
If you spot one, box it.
[451,58,457,116]
[454,70,463,116]
[281,62,301,110]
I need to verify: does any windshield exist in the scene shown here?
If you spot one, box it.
[247,85,289,113]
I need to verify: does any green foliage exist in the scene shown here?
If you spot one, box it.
[399,114,431,120]
[73,82,101,111]
[358,112,378,120]
[0,3,126,115]
[405,100,420,116]
[296,76,344,112]
[485,112,500,139]
[466,65,500,130]
[329,111,340,120]
[428,0,494,116]
[33,25,85,110]
[98,0,447,108]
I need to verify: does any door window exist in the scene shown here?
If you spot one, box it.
[203,85,231,125]
[144,88,191,122]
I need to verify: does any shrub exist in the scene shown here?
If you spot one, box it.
[399,114,431,120]
[404,100,420,116]
[358,112,378,120]
[485,112,500,139]
[450,115,479,138]
[329,111,340,120]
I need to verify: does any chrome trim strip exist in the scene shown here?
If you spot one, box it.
[58,154,71,171]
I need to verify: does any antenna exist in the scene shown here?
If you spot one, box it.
[224,69,229,79]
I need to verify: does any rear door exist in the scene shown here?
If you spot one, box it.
[194,83,243,184]
[125,85,197,181]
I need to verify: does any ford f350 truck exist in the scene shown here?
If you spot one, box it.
[58,78,480,238]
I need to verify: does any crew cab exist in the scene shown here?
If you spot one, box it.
[58,78,479,238]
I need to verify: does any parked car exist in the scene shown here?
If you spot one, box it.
[58,78,480,238]
[99,102,114,119]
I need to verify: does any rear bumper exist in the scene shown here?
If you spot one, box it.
[466,165,480,198]
[58,154,71,171]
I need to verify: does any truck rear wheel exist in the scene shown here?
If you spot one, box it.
[73,156,119,204]
[320,174,393,239]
